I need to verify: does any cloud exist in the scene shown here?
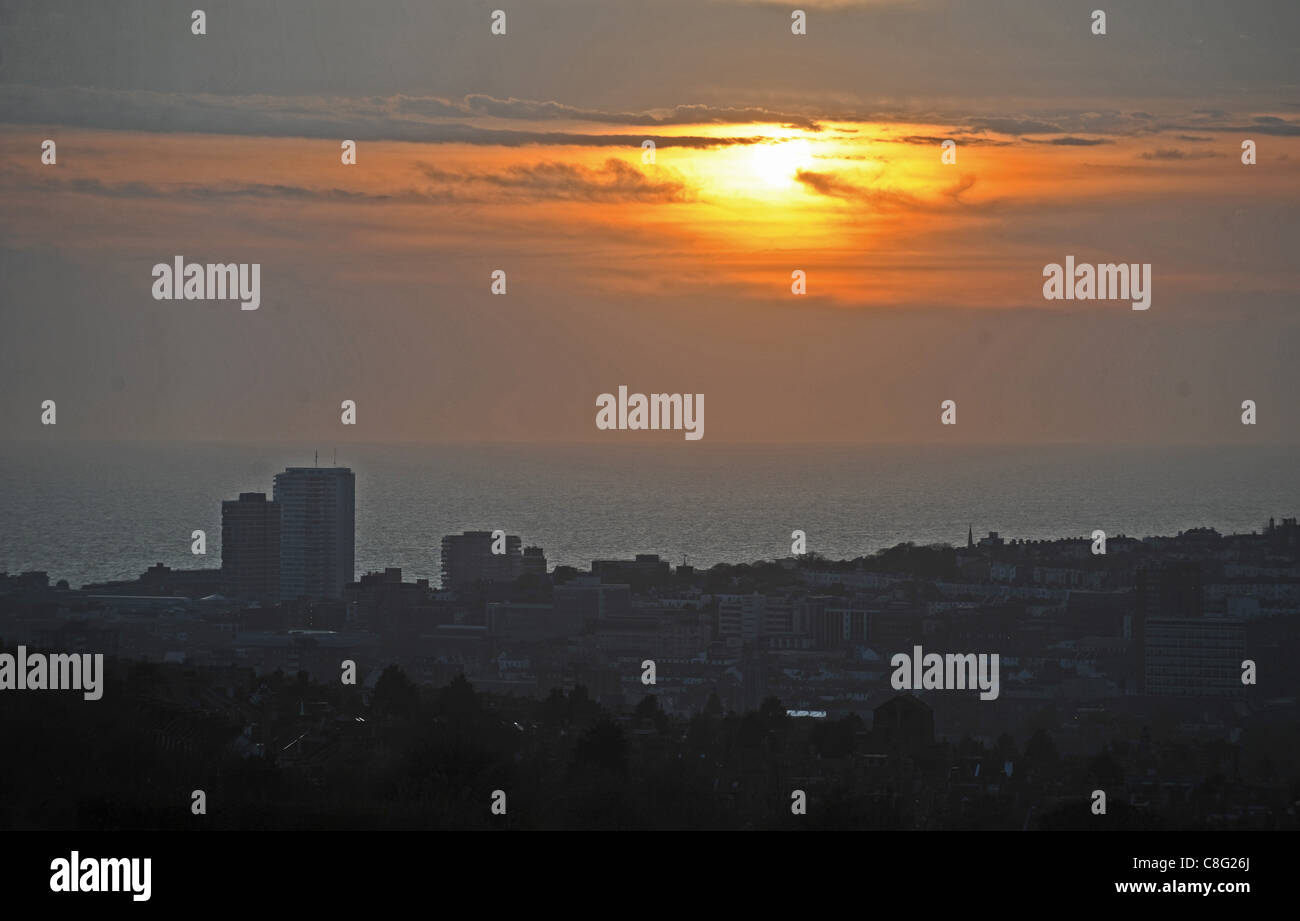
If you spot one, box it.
[794,168,984,213]
[949,110,1299,140]
[443,96,825,130]
[964,117,1066,136]
[943,174,977,202]
[1023,137,1111,146]
[891,135,1012,147]
[0,85,768,149]
[793,169,921,210]
[1,156,693,206]
[4,84,1295,149]
[0,168,451,205]
[1165,118,1300,137]
[1137,148,1219,161]
[418,159,693,203]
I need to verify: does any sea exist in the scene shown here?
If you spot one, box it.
[0,440,1295,588]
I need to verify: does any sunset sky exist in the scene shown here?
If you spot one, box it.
[2,0,1298,444]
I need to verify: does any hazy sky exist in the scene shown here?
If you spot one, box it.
[2,0,1297,444]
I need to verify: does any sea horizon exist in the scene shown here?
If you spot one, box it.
[3,439,1295,588]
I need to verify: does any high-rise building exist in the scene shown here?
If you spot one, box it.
[1134,561,1203,693]
[1136,562,1203,620]
[1142,618,1245,697]
[221,492,281,601]
[591,554,671,585]
[521,545,548,577]
[273,467,355,601]
[553,579,631,623]
[718,593,766,643]
[440,530,522,589]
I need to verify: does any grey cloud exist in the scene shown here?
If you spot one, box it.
[0,168,449,205]
[4,84,1295,147]
[1024,137,1111,146]
[891,135,1012,147]
[793,169,914,208]
[1166,120,1300,136]
[0,85,767,149]
[3,157,692,205]
[1137,148,1219,161]
[418,159,693,203]
[455,95,824,130]
[964,117,1065,136]
[795,168,988,213]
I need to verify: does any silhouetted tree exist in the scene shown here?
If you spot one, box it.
[758,696,786,728]
[1023,728,1060,782]
[372,664,419,719]
[634,694,661,720]
[1087,750,1125,788]
[736,712,766,749]
[995,732,1018,762]
[439,673,480,719]
[541,687,567,725]
[685,712,716,750]
[566,684,601,723]
[574,719,628,775]
[810,715,860,759]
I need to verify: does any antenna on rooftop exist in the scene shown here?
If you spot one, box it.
[314,449,318,467]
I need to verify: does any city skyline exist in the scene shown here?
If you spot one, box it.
[4,484,1295,835]
[4,438,1296,590]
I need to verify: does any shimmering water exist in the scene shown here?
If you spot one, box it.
[0,440,1295,587]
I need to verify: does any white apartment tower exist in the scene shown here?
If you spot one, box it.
[273,466,355,600]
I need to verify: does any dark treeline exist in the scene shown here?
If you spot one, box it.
[1,654,1295,831]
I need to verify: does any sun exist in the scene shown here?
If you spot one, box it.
[749,138,814,187]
